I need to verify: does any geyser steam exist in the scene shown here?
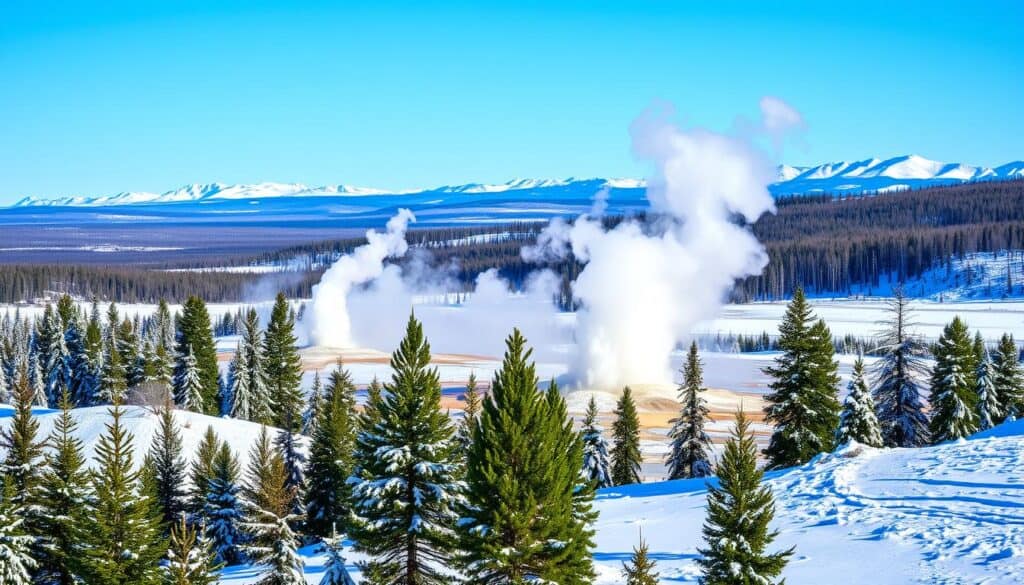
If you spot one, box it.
[304,98,801,389]
[308,209,415,347]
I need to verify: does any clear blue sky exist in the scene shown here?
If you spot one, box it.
[1,1,1021,203]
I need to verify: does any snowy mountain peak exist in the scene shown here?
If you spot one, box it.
[7,155,1022,207]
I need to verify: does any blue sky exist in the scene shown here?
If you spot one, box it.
[1,1,1021,203]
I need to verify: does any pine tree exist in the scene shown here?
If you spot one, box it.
[204,442,246,567]
[118,317,144,389]
[763,288,840,469]
[65,310,99,406]
[304,362,358,538]
[581,396,613,489]
[263,294,303,431]
[175,345,205,412]
[666,342,714,480]
[35,389,91,585]
[349,314,465,584]
[457,371,481,450]
[0,367,45,513]
[242,427,304,585]
[27,348,47,407]
[274,420,307,522]
[302,370,323,436]
[929,317,979,443]
[976,347,1001,431]
[611,386,642,485]
[77,401,167,585]
[994,333,1024,419]
[175,296,219,414]
[190,426,220,520]
[98,325,127,405]
[42,306,71,406]
[697,410,792,585]
[148,393,189,528]
[837,355,883,447]
[622,536,659,585]
[872,289,931,447]
[231,309,272,423]
[319,529,357,585]
[85,299,104,369]
[0,480,36,585]
[460,328,596,584]
[165,516,222,585]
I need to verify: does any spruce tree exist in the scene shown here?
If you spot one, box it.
[204,442,246,567]
[274,420,307,522]
[460,328,596,584]
[872,289,930,447]
[763,288,840,469]
[302,370,323,436]
[42,306,71,406]
[148,393,189,528]
[837,355,883,447]
[929,317,979,443]
[175,296,219,414]
[263,294,303,431]
[581,396,613,489]
[165,516,222,585]
[457,371,482,450]
[697,410,792,585]
[190,426,220,519]
[85,299,104,370]
[319,530,357,585]
[666,342,713,480]
[65,310,99,406]
[304,362,357,538]
[0,480,36,585]
[622,536,659,585]
[0,367,45,514]
[611,385,642,485]
[976,347,1001,432]
[349,314,465,584]
[994,333,1024,417]
[99,325,128,405]
[175,345,205,412]
[242,427,304,585]
[232,309,272,424]
[77,401,167,585]
[36,389,91,585]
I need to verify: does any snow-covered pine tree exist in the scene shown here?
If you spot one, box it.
[302,370,323,436]
[611,385,642,485]
[148,392,189,528]
[319,529,357,585]
[175,296,220,414]
[666,341,714,480]
[165,516,222,585]
[581,396,613,489]
[304,362,357,538]
[27,348,46,407]
[242,426,304,585]
[84,300,103,370]
[994,333,1024,418]
[871,288,931,447]
[204,441,246,566]
[976,347,1001,431]
[349,314,464,584]
[836,355,883,447]
[190,426,220,520]
[175,345,206,412]
[622,535,659,585]
[227,341,251,419]
[697,410,793,585]
[263,295,303,431]
[76,401,166,585]
[456,371,481,450]
[0,480,36,585]
[64,307,99,407]
[42,305,71,406]
[117,317,144,389]
[35,388,90,585]
[929,317,979,443]
[98,319,127,405]
[460,329,596,584]
[763,288,841,469]
[0,366,45,573]
[274,419,307,523]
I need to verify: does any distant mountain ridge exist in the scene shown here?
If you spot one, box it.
[9,154,1023,208]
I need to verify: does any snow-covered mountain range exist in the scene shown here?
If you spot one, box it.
[10,155,1022,208]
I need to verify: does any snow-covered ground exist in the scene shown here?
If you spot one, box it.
[9,404,1021,584]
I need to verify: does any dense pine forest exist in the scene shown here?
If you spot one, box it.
[0,179,1021,304]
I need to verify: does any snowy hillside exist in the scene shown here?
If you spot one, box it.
[7,155,1022,209]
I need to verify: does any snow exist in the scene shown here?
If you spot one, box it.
[8,155,1021,208]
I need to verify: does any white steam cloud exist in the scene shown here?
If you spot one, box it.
[303,98,801,389]
[307,209,415,347]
